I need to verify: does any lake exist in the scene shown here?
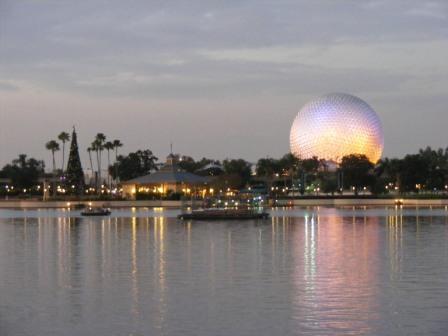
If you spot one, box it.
[1,206,447,335]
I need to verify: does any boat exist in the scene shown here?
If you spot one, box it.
[81,207,111,216]
[178,208,269,220]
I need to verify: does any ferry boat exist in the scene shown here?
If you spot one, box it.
[81,207,111,216]
[178,208,269,220]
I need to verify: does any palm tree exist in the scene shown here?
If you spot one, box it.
[90,141,99,189]
[93,133,106,191]
[45,140,60,173]
[112,139,123,161]
[87,146,94,181]
[112,139,123,183]
[104,141,114,188]
[58,131,70,172]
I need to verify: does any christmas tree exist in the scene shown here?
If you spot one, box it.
[65,127,85,195]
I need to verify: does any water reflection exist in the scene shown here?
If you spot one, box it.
[1,208,448,336]
[287,210,381,335]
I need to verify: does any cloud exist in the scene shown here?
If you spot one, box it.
[0,0,447,165]
[0,81,19,91]
[406,2,448,19]
[199,40,448,74]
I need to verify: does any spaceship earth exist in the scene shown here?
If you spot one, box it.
[290,93,384,163]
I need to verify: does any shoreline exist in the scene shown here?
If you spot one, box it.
[0,198,447,209]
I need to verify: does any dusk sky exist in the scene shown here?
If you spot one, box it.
[1,0,447,169]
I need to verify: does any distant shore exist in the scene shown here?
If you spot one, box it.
[0,198,447,209]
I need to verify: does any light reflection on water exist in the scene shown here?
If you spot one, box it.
[0,207,448,336]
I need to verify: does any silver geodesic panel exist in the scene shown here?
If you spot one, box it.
[290,93,384,163]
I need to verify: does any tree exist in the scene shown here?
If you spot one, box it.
[375,157,402,189]
[301,157,320,175]
[45,140,60,173]
[58,131,70,172]
[178,156,215,173]
[87,147,94,175]
[278,153,300,174]
[418,146,448,191]
[295,156,319,194]
[178,156,199,173]
[65,128,84,195]
[222,159,252,189]
[317,172,338,195]
[1,154,45,190]
[340,154,375,194]
[112,139,123,183]
[110,149,158,181]
[399,154,429,192]
[279,153,301,194]
[92,133,106,190]
[374,146,448,194]
[256,158,280,178]
[104,141,114,188]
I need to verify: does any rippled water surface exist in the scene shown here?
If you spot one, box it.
[1,206,448,336]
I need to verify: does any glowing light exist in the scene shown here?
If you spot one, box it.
[290,93,384,163]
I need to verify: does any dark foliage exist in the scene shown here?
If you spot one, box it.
[222,159,252,188]
[1,154,45,189]
[340,154,375,194]
[110,150,158,181]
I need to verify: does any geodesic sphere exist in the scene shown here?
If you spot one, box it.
[290,93,384,163]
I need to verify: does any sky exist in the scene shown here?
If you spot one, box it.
[1,0,447,170]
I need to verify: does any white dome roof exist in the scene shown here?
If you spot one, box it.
[290,93,384,163]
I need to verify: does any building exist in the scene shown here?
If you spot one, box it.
[0,178,11,185]
[0,178,12,196]
[121,153,209,199]
[290,93,384,163]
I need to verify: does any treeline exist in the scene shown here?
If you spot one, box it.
[45,131,123,187]
[0,155,45,195]
[110,146,448,195]
[1,146,447,197]
[0,130,124,196]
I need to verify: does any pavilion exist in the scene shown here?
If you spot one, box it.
[121,154,209,199]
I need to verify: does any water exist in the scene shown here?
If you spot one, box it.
[1,206,448,336]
